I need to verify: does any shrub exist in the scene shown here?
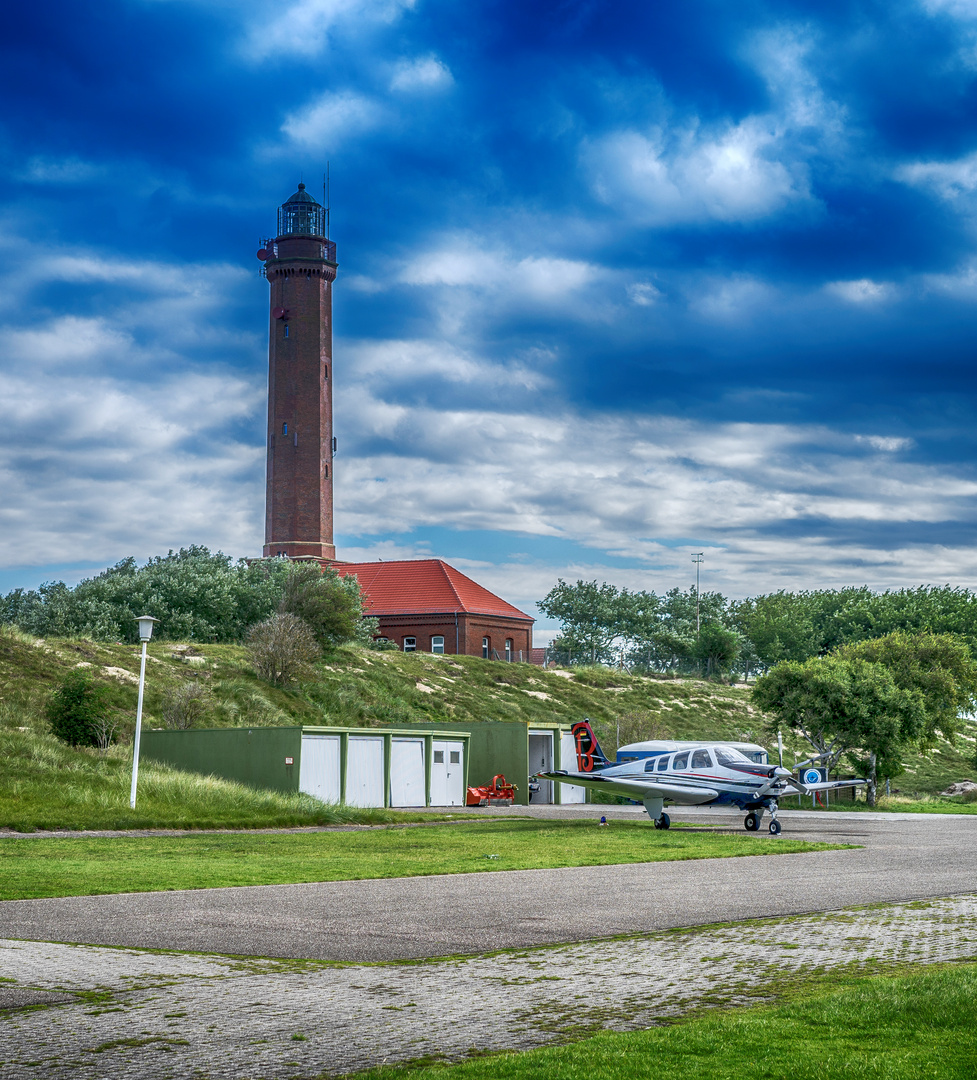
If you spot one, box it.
[246,613,321,687]
[46,671,113,747]
[161,681,211,730]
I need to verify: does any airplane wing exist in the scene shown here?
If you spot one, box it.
[538,770,718,805]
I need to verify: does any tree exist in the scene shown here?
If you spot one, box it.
[837,631,977,748]
[46,671,114,748]
[692,623,743,680]
[278,562,373,648]
[537,580,624,665]
[246,613,321,687]
[752,655,925,805]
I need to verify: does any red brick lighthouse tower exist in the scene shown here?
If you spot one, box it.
[259,183,338,562]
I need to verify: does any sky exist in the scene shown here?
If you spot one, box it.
[3,0,977,642]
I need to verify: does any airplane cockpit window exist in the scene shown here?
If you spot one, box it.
[690,749,712,769]
[715,747,753,767]
[673,752,689,770]
[657,755,669,771]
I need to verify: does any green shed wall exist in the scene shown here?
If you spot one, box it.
[141,727,303,794]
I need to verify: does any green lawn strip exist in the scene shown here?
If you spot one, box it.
[0,820,846,900]
[340,962,977,1080]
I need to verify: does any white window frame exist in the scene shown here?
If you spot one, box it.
[403,636,416,652]
[431,636,445,654]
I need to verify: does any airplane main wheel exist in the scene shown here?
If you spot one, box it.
[744,813,759,831]
[656,813,670,831]
[769,819,782,836]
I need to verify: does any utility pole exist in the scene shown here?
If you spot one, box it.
[691,552,704,636]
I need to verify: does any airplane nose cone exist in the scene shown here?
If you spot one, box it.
[775,767,792,778]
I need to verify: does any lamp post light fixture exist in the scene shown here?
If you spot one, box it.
[129,615,159,810]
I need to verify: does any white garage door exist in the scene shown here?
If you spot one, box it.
[390,738,426,807]
[299,734,341,803]
[346,736,385,807]
[559,731,586,803]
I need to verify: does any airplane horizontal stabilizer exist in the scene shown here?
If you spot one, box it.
[800,779,867,793]
[538,770,718,805]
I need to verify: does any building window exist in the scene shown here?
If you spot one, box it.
[482,637,489,659]
[284,325,289,338]
[431,636,444,654]
[282,422,288,435]
[505,639,513,662]
[434,750,444,763]
[323,465,329,477]
[403,637,416,652]
[450,751,460,764]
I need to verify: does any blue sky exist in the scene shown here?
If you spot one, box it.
[3,0,977,640]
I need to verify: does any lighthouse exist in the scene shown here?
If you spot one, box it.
[259,183,337,562]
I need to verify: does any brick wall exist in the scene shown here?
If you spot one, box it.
[262,232,337,562]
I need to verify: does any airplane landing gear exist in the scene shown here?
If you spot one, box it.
[744,812,760,831]
[654,812,671,830]
[769,819,782,835]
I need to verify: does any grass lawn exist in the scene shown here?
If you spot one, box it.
[344,962,977,1080]
[0,819,847,900]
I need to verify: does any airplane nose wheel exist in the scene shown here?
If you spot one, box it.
[768,819,782,835]
[744,812,759,831]
[654,813,671,830]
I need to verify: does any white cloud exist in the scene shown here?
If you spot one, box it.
[590,119,804,226]
[626,282,661,306]
[390,55,453,92]
[281,91,385,147]
[399,241,594,301]
[855,435,915,453]
[920,0,977,18]
[244,0,415,60]
[17,157,104,184]
[824,278,892,303]
[897,150,977,200]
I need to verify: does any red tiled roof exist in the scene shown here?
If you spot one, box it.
[336,559,533,622]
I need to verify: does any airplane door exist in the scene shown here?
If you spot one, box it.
[529,731,553,803]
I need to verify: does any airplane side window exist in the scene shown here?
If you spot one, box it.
[673,752,689,770]
[644,758,657,772]
[657,756,669,772]
[691,749,712,769]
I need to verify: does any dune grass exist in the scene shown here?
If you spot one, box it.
[0,819,845,900]
[0,728,408,832]
[343,962,977,1080]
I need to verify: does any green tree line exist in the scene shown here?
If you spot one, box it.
[0,547,374,646]
[539,579,977,679]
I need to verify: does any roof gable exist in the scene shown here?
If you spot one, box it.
[336,559,533,621]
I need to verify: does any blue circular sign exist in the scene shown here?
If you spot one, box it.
[804,768,822,785]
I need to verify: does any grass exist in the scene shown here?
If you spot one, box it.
[0,819,846,900]
[2,626,975,819]
[0,728,413,832]
[341,963,977,1080]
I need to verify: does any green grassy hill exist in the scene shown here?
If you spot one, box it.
[1,625,974,828]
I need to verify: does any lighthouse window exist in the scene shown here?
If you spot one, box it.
[284,325,289,338]
[323,465,329,478]
[282,423,288,435]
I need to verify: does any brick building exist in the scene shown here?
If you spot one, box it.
[336,559,535,660]
[259,186,535,660]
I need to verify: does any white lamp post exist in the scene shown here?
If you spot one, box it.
[130,615,159,810]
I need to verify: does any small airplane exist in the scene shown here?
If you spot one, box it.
[537,720,866,835]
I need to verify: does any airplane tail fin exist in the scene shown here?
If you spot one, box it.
[571,719,612,772]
